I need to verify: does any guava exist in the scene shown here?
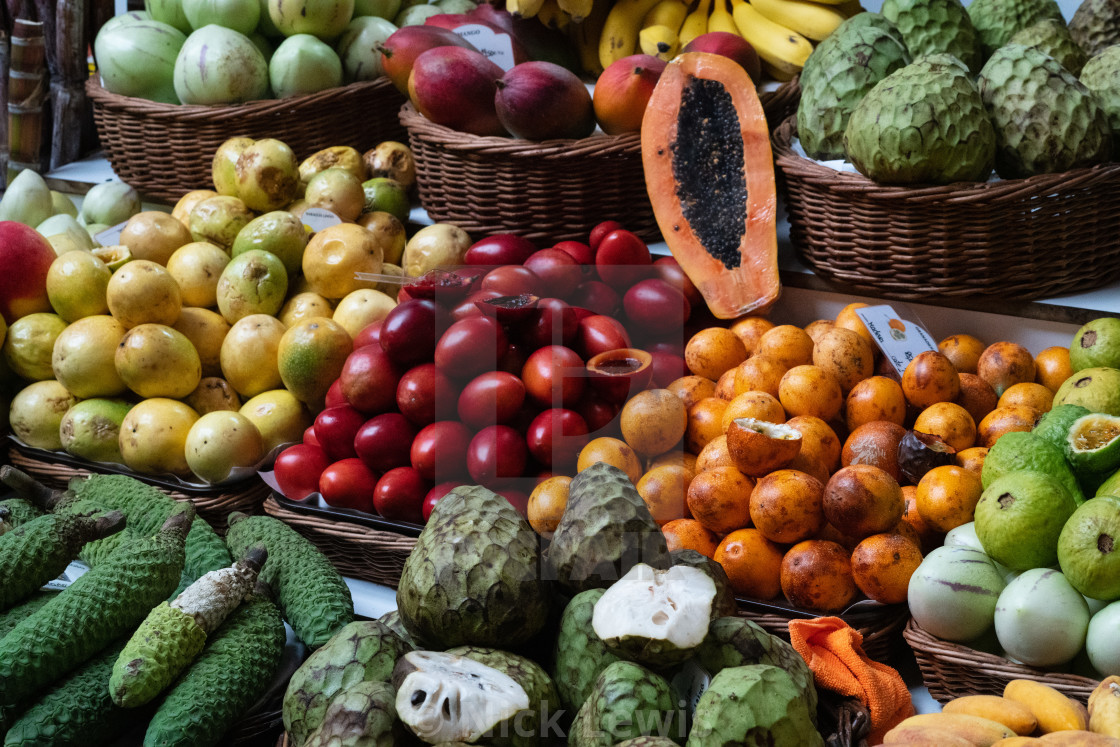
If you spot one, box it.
[188,195,255,250]
[907,545,1006,642]
[105,259,182,329]
[239,389,311,453]
[119,397,200,476]
[165,241,232,309]
[1070,318,1120,372]
[981,430,1084,504]
[1032,403,1092,450]
[184,410,265,483]
[3,313,68,381]
[1054,367,1120,418]
[276,317,352,408]
[215,249,289,323]
[219,314,287,398]
[59,398,133,463]
[185,376,241,414]
[361,177,409,223]
[171,307,230,378]
[234,138,301,212]
[1057,495,1120,602]
[9,380,79,450]
[231,211,309,276]
[52,315,129,398]
[46,250,112,322]
[114,323,202,399]
[975,470,1078,571]
[994,568,1090,667]
[1098,467,1120,498]
[1066,413,1120,478]
[212,137,254,197]
[1086,601,1120,676]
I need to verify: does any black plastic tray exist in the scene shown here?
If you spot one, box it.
[271,491,425,537]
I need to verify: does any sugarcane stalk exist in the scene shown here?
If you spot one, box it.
[7,16,44,178]
[49,0,83,168]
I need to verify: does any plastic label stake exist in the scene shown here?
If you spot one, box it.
[452,25,516,70]
[855,305,938,378]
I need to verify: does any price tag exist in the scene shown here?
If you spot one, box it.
[94,219,128,247]
[302,208,342,233]
[41,560,89,591]
[453,24,516,71]
[854,304,938,378]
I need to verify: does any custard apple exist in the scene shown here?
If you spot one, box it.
[1009,18,1089,75]
[1070,0,1120,57]
[1081,46,1120,144]
[967,0,1065,56]
[882,0,983,72]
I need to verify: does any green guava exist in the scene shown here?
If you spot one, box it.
[1069,317,1120,372]
[974,470,1077,571]
[1057,494,1120,602]
[59,398,133,464]
[231,210,309,277]
[981,431,1085,504]
[1032,404,1091,450]
[215,249,289,324]
[1066,413,1120,479]
[1054,367,1120,418]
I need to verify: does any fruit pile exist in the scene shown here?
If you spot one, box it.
[0,468,354,745]
[796,0,1119,184]
[909,318,1120,681]
[280,478,826,745]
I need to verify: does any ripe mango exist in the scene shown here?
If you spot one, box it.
[892,712,1016,746]
[945,694,1039,735]
[1037,731,1120,745]
[1090,677,1120,738]
[1005,679,1089,734]
[882,724,974,745]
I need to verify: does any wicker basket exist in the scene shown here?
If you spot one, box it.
[7,444,270,533]
[86,76,408,203]
[737,601,909,664]
[263,495,417,588]
[398,78,800,244]
[772,115,1120,300]
[903,617,1101,704]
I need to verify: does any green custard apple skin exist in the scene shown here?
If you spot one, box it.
[282,619,413,746]
[303,680,403,747]
[978,44,1113,179]
[1,641,132,747]
[981,430,1085,503]
[1079,50,1120,150]
[552,589,622,713]
[1070,318,1120,372]
[0,510,189,730]
[1070,0,1120,57]
[1057,494,1120,602]
[570,661,684,747]
[881,0,981,72]
[396,485,550,650]
[973,470,1078,571]
[1008,18,1088,75]
[546,462,670,594]
[1055,367,1120,417]
[797,15,912,160]
[0,509,125,610]
[843,54,996,185]
[375,608,418,647]
[967,0,1064,56]
[225,512,354,649]
[142,589,286,747]
[686,664,823,747]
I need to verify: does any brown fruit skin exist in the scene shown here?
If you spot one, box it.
[620,388,688,457]
[778,364,842,421]
[714,368,738,401]
[902,351,961,409]
[822,463,904,540]
[686,397,728,454]
[803,319,835,343]
[976,342,1036,397]
[725,418,802,477]
[938,334,985,375]
[976,405,1041,448]
[780,539,858,612]
[812,327,875,394]
[849,532,923,605]
[733,355,786,398]
[666,375,717,410]
[749,469,825,544]
[955,446,988,477]
[696,434,735,473]
[685,328,747,381]
[786,415,842,482]
[756,324,814,369]
[729,316,775,354]
[846,375,907,432]
[914,464,983,533]
[955,372,999,426]
[686,465,755,534]
[636,465,691,525]
[1034,346,1073,393]
[899,485,942,553]
[913,402,977,453]
[841,421,907,482]
[998,382,1053,414]
[720,391,786,431]
[528,475,570,537]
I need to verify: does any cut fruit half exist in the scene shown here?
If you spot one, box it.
[92,245,133,270]
[725,417,802,477]
[1067,413,1120,477]
[591,562,718,669]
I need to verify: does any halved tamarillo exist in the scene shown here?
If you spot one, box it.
[640,52,779,319]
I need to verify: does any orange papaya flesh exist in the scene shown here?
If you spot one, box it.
[641,52,780,320]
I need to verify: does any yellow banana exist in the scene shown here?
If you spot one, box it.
[750,0,846,40]
[557,0,592,24]
[641,0,689,31]
[678,0,712,47]
[570,0,610,76]
[639,24,681,59]
[707,0,739,34]
[731,1,814,77]
[508,0,546,19]
[600,0,670,68]
[538,0,572,29]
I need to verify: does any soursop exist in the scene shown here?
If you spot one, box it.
[844,54,996,184]
[396,485,550,649]
[1070,0,1120,57]
[1081,46,1120,145]
[1009,18,1089,75]
[978,44,1113,178]
[553,589,622,713]
[967,0,1064,56]
[546,462,669,595]
[569,661,685,747]
[882,0,982,72]
[797,15,912,159]
[686,665,823,747]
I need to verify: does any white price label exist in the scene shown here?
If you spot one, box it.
[302,208,343,233]
[453,24,516,71]
[94,219,129,247]
[41,560,89,591]
[854,304,938,378]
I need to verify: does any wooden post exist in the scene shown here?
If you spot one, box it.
[7,17,46,180]
[50,0,84,168]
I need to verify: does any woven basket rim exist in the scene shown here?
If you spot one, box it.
[85,75,398,123]
[772,115,1120,204]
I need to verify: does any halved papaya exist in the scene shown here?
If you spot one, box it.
[641,52,779,319]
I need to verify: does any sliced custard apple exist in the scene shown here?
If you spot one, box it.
[1082,47,1120,148]
[978,44,1113,178]
[844,54,995,184]
[797,15,912,159]
[967,0,1064,56]
[553,589,622,713]
[1009,18,1089,75]
[669,549,737,617]
[1070,0,1120,57]
[881,0,982,72]
[686,665,823,747]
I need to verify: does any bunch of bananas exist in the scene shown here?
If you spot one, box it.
[510,0,862,79]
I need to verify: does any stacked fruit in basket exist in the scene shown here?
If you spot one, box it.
[795,0,1120,184]
[908,317,1120,682]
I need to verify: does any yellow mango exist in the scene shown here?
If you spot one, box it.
[893,712,1017,746]
[945,695,1039,735]
[1090,677,1120,738]
[1005,679,1089,733]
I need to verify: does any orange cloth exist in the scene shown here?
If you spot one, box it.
[789,616,914,745]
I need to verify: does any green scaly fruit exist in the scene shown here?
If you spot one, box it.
[1080,49,1120,151]
[0,498,42,528]
[546,462,670,595]
[981,430,1085,503]
[978,44,1113,178]
[0,510,190,731]
[303,680,404,747]
[1033,404,1093,449]
[225,512,354,649]
[967,0,1063,56]
[1054,367,1120,417]
[376,609,418,647]
[797,14,912,160]
[0,592,53,640]
[1008,18,1088,75]
[1070,0,1120,57]
[569,661,684,747]
[686,665,823,747]
[881,0,981,72]
[553,589,622,713]
[396,485,550,650]
[283,619,413,746]
[142,587,286,747]
[615,739,680,746]
[844,54,995,184]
